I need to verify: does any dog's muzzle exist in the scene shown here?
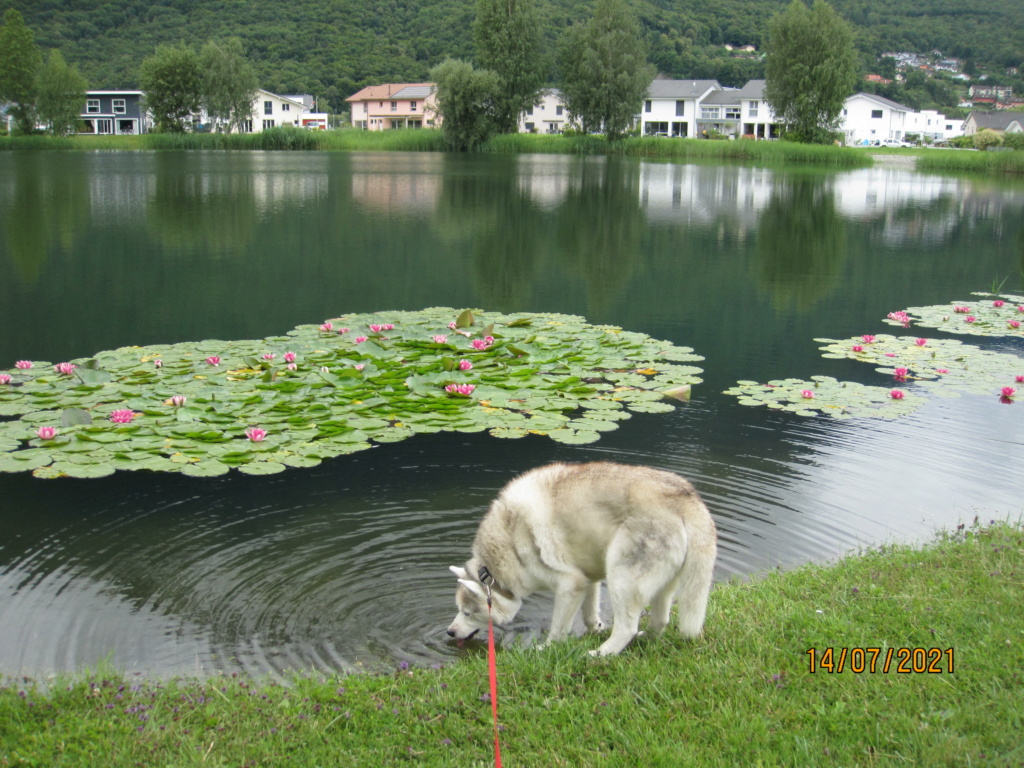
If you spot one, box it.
[447,628,479,640]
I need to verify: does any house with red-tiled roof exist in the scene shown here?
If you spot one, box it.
[346,84,438,130]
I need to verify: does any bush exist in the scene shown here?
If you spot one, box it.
[1002,132,1024,151]
[973,129,1003,151]
[948,134,975,149]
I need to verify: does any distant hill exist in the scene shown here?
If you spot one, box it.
[6,0,1023,113]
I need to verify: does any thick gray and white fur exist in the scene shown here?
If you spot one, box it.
[447,461,717,657]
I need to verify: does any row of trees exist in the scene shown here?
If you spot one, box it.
[140,39,258,133]
[432,0,654,150]
[0,9,260,135]
[0,9,88,135]
[433,0,858,149]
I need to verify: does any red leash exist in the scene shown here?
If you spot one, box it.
[482,570,503,768]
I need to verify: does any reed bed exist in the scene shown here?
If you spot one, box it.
[916,148,1024,175]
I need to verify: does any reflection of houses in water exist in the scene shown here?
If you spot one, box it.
[515,155,587,209]
[637,162,774,237]
[349,154,441,217]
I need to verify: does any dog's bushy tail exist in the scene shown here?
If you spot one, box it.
[676,515,717,638]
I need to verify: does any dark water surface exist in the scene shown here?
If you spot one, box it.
[1,150,1022,677]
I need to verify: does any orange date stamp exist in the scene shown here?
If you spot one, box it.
[807,647,954,674]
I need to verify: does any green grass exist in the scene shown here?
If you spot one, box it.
[916,148,1024,175]
[2,518,1021,767]
[485,133,871,167]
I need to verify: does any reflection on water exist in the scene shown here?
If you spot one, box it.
[1,151,1023,678]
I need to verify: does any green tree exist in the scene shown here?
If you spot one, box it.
[558,0,655,140]
[0,9,43,134]
[473,0,546,134]
[429,58,502,151]
[140,44,202,133]
[764,0,858,144]
[200,38,259,133]
[35,50,88,137]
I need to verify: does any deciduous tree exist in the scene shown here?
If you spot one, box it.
[200,38,259,133]
[473,0,546,134]
[140,44,202,133]
[764,0,858,144]
[35,50,88,137]
[0,9,43,134]
[429,58,502,151]
[558,0,654,140]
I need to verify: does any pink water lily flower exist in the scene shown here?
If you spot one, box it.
[1018,306,1024,313]
[458,359,473,371]
[36,426,58,440]
[471,339,492,351]
[284,351,296,363]
[935,368,949,374]
[354,336,368,343]
[433,334,448,344]
[170,395,187,407]
[337,327,350,334]
[54,362,77,375]
[861,335,876,344]
[1009,320,1021,329]
[964,316,977,324]
[1016,375,1024,383]
[354,364,365,371]
[154,359,163,368]
[369,324,383,333]
[262,353,276,361]
[0,374,10,385]
[382,324,394,331]
[914,338,927,346]
[889,389,905,400]
[851,345,864,353]
[885,353,897,358]
[993,300,1005,307]
[205,356,221,366]
[445,383,476,396]
[1000,387,1016,399]
[109,409,137,424]
[953,305,970,314]
[15,360,33,369]
[287,363,297,371]
[800,389,815,399]
[894,367,909,379]
[320,322,333,332]
[245,426,268,442]
[448,322,457,330]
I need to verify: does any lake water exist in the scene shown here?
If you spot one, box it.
[1,150,1022,678]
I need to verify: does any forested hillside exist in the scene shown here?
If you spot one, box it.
[6,0,1024,113]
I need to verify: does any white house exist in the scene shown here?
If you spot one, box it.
[906,109,964,143]
[520,89,567,134]
[238,90,306,132]
[640,79,721,138]
[840,92,913,145]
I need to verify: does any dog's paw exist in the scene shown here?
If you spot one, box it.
[585,620,605,633]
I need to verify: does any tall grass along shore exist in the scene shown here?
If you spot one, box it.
[2,519,1020,767]
[0,128,871,167]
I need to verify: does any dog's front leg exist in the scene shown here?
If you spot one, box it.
[543,576,589,645]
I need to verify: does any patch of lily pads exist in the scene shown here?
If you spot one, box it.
[0,308,704,478]
[725,293,1024,419]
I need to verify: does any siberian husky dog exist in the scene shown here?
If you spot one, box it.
[447,462,717,657]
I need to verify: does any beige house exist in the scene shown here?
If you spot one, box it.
[346,84,438,130]
[963,111,1024,136]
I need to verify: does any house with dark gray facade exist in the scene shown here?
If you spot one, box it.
[80,91,149,135]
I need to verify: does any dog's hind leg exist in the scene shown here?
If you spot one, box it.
[646,576,682,636]
[581,581,604,633]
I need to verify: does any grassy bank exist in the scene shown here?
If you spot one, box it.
[2,519,1021,767]
[916,149,1024,175]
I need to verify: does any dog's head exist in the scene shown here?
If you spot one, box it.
[446,564,522,641]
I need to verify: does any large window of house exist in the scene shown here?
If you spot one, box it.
[645,100,652,113]
[749,101,759,117]
[264,101,273,115]
[701,107,720,120]
[725,107,740,120]
[96,119,112,134]
[675,100,685,116]
[391,101,397,112]
[556,105,563,116]
[86,100,100,114]
[282,103,290,112]
[240,119,253,133]
[871,110,883,118]
[263,119,275,130]
[645,121,668,136]
[112,99,126,114]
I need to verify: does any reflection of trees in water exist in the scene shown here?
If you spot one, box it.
[756,177,847,312]
[1,153,90,284]
[146,154,258,257]
[434,156,543,310]
[555,158,647,313]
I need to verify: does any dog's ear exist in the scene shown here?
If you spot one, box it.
[449,565,469,580]
[457,579,487,599]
